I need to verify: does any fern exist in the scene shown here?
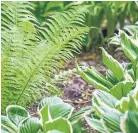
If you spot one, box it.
[1,2,91,112]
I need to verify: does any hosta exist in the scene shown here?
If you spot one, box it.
[85,81,138,133]
[1,96,91,133]
[76,23,138,133]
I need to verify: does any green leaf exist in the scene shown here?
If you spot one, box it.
[116,95,138,113]
[72,120,88,133]
[120,30,138,63]
[50,103,74,119]
[19,117,42,133]
[76,62,109,92]
[1,116,17,133]
[69,106,92,124]
[121,111,138,133]
[47,130,63,133]
[38,96,63,110]
[85,67,113,88]
[110,81,134,99]
[85,116,106,133]
[6,105,30,126]
[39,105,52,125]
[44,118,73,133]
[101,48,124,81]
[39,96,74,121]
[102,111,122,133]
[93,90,118,108]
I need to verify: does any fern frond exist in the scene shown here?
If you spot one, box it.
[2,2,90,112]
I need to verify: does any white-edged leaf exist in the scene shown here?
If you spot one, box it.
[85,116,106,133]
[50,103,74,119]
[116,96,138,113]
[101,48,124,81]
[93,90,118,108]
[19,117,42,133]
[121,111,138,133]
[76,62,109,92]
[102,111,122,133]
[119,30,138,63]
[110,81,134,99]
[38,96,63,110]
[1,116,17,133]
[6,105,30,126]
[39,105,52,125]
[44,117,73,133]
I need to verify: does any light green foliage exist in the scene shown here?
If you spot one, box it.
[76,25,138,96]
[1,1,91,112]
[1,96,89,133]
[76,25,138,132]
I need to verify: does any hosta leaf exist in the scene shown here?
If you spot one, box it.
[101,48,124,81]
[38,96,63,110]
[39,105,52,125]
[72,120,88,133]
[136,63,138,79]
[44,118,73,133]
[76,62,109,92]
[6,105,30,126]
[85,116,106,133]
[106,70,119,85]
[1,116,17,133]
[121,111,138,133]
[69,106,92,124]
[50,103,74,119]
[93,90,118,108]
[1,129,10,133]
[47,130,63,133]
[86,67,113,89]
[116,96,138,113]
[110,81,134,99]
[102,111,122,133]
[39,96,74,121]
[119,30,138,63]
[19,117,42,133]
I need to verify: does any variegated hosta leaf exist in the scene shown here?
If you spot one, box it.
[119,30,138,63]
[116,96,138,113]
[106,70,119,85]
[101,48,124,81]
[123,24,138,36]
[38,96,63,110]
[76,62,109,92]
[121,111,138,133]
[110,81,134,100]
[39,105,52,125]
[93,90,118,108]
[85,116,106,133]
[19,117,42,133]
[102,111,122,133]
[69,106,92,124]
[38,96,74,124]
[1,116,17,133]
[44,118,73,133]
[47,130,63,133]
[6,105,30,126]
[133,80,138,101]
